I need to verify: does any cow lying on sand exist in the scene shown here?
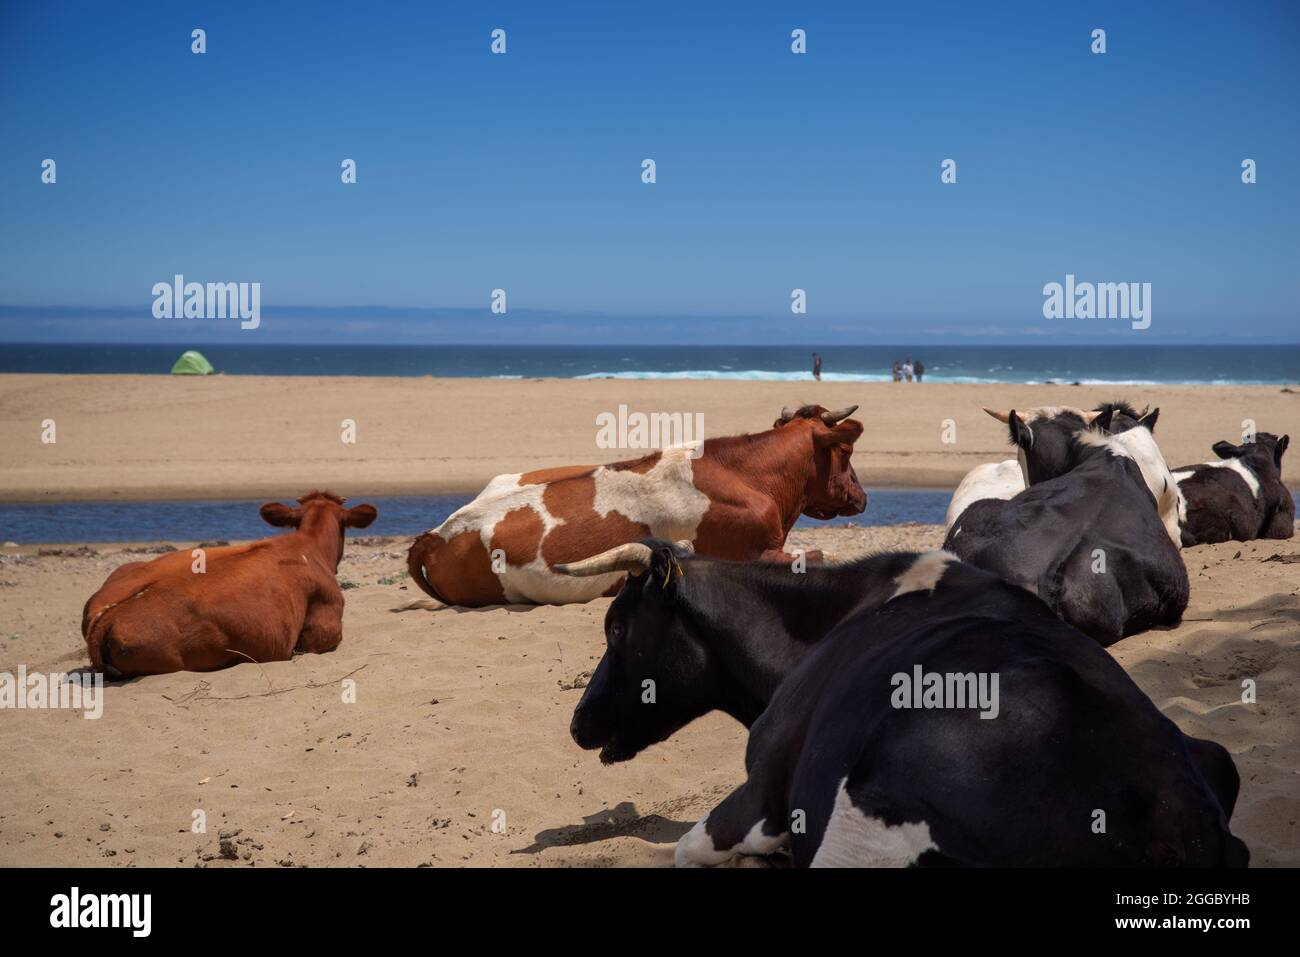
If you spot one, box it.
[1173,432,1293,546]
[944,459,1021,529]
[407,404,866,606]
[82,491,377,677]
[946,403,1185,548]
[944,405,1189,644]
[557,540,1247,867]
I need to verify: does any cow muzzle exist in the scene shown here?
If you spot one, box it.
[569,709,605,751]
[810,484,866,519]
[842,484,868,515]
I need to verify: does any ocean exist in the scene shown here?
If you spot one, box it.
[2,343,1298,385]
[0,490,952,545]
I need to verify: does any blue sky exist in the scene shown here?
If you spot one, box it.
[1,0,1297,344]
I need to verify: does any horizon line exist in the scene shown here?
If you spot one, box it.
[4,340,1300,348]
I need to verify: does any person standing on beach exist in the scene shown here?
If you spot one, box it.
[812,352,822,381]
[903,358,914,382]
[892,359,901,382]
[914,358,925,382]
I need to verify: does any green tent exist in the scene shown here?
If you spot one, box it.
[170,350,215,375]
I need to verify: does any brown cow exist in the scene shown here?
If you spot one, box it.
[407,404,866,606]
[81,491,377,677]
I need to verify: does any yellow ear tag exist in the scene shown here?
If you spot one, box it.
[661,557,685,590]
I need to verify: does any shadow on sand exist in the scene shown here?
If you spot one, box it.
[512,801,694,855]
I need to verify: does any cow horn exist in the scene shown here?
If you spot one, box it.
[553,542,653,577]
[820,405,858,426]
[778,406,797,422]
[673,540,694,555]
[983,408,1012,423]
[1081,409,1102,424]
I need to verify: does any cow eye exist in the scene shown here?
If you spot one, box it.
[608,622,624,643]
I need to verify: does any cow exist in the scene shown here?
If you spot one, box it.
[944,459,1021,529]
[946,403,1185,548]
[943,406,1188,644]
[406,404,866,607]
[556,540,1247,867]
[81,491,377,677]
[1172,433,1294,546]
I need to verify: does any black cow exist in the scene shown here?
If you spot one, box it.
[554,541,1246,867]
[944,406,1188,645]
[1172,433,1294,546]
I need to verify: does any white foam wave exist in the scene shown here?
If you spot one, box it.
[573,369,998,383]
[572,370,1279,386]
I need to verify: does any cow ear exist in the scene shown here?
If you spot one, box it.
[1138,407,1160,432]
[1275,435,1290,466]
[260,502,301,527]
[1211,441,1239,460]
[649,544,685,593]
[345,504,378,529]
[1007,411,1033,450]
[816,418,863,445]
[1093,406,1116,433]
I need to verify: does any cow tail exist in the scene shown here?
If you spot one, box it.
[406,532,450,606]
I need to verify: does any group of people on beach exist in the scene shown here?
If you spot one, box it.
[892,357,924,382]
[809,353,926,382]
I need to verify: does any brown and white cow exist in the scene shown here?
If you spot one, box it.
[406,405,866,606]
[81,491,377,677]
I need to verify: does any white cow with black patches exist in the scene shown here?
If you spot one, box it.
[945,460,1022,532]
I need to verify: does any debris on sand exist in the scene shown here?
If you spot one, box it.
[558,671,592,691]
[38,546,99,558]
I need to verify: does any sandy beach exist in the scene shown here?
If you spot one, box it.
[0,374,1297,868]
[1,374,1296,501]
[0,524,1297,867]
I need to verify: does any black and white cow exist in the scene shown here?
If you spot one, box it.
[1172,433,1294,546]
[555,541,1247,867]
[946,403,1185,549]
[944,406,1188,645]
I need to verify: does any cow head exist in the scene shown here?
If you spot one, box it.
[774,404,867,519]
[1093,400,1154,434]
[260,491,378,563]
[1212,432,1289,472]
[983,404,1158,485]
[985,406,1099,483]
[556,539,720,764]
[1210,432,1294,536]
